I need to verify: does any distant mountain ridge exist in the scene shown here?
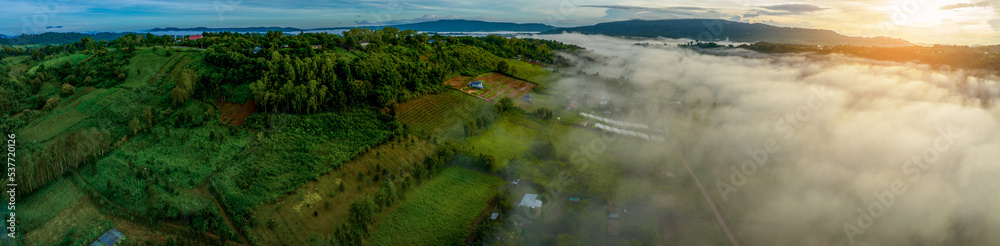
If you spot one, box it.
[543,19,912,46]
[148,20,555,33]
[149,26,305,32]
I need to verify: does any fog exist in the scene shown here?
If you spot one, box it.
[535,33,1000,245]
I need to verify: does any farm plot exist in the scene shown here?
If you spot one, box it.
[444,73,536,103]
[398,90,494,142]
[250,135,436,246]
[369,167,502,246]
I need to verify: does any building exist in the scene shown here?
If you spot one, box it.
[522,94,534,103]
[490,212,500,220]
[90,228,125,246]
[468,81,484,89]
[519,193,542,209]
[188,35,203,41]
[311,45,322,49]
[360,41,370,47]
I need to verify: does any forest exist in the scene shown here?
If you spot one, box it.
[0,27,581,245]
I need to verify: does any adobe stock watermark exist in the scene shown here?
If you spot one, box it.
[511,126,619,224]
[21,0,69,34]
[368,0,405,25]
[543,0,579,27]
[214,0,243,21]
[716,86,829,202]
[842,124,959,244]
[866,0,929,37]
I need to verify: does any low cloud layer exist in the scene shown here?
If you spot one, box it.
[538,33,1000,245]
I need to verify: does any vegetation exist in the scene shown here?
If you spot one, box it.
[369,167,503,246]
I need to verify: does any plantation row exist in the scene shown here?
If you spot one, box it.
[398,90,494,141]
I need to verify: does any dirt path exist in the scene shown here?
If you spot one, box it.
[677,151,740,246]
[146,55,181,86]
[204,182,249,245]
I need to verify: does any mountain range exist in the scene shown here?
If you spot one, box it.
[16,19,912,46]
[542,19,911,46]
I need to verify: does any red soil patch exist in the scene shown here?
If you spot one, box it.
[214,97,257,126]
[444,72,537,102]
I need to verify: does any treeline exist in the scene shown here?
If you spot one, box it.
[0,32,132,46]
[17,127,113,195]
[197,27,578,113]
[331,143,457,245]
[740,42,1000,71]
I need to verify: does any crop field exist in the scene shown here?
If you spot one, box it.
[251,134,436,245]
[398,90,494,142]
[121,48,185,88]
[369,167,503,246]
[445,72,536,104]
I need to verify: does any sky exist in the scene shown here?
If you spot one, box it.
[1,0,999,45]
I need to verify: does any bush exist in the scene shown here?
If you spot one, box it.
[60,83,76,96]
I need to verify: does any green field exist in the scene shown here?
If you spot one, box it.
[465,117,539,166]
[370,167,502,246]
[398,90,494,142]
[505,59,552,85]
[26,53,89,77]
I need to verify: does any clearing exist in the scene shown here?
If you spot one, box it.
[369,167,503,246]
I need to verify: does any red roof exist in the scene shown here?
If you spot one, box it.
[189,35,203,41]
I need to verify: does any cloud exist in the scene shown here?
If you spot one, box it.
[761,4,828,13]
[581,5,724,20]
[941,1,991,10]
[532,33,1000,245]
[744,4,828,18]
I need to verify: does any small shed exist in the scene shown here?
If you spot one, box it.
[490,212,500,220]
[519,193,542,209]
[91,228,125,246]
[468,81,484,89]
[522,94,534,102]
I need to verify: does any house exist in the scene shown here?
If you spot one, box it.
[518,193,542,209]
[490,212,500,220]
[522,94,534,103]
[188,35,203,41]
[360,41,370,47]
[468,81,484,89]
[90,228,125,246]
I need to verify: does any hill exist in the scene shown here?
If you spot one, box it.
[385,19,555,32]
[0,32,133,46]
[148,26,305,33]
[543,19,912,46]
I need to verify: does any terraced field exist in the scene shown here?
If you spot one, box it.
[398,90,494,142]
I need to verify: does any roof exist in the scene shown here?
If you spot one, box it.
[519,193,542,208]
[89,241,104,246]
[569,197,581,202]
[490,212,499,220]
[609,213,619,219]
[469,81,483,85]
[188,35,203,40]
[97,228,125,246]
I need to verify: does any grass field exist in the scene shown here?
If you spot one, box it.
[26,53,89,77]
[505,59,552,85]
[120,48,183,88]
[251,135,436,245]
[465,117,540,166]
[398,90,495,142]
[369,167,502,246]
